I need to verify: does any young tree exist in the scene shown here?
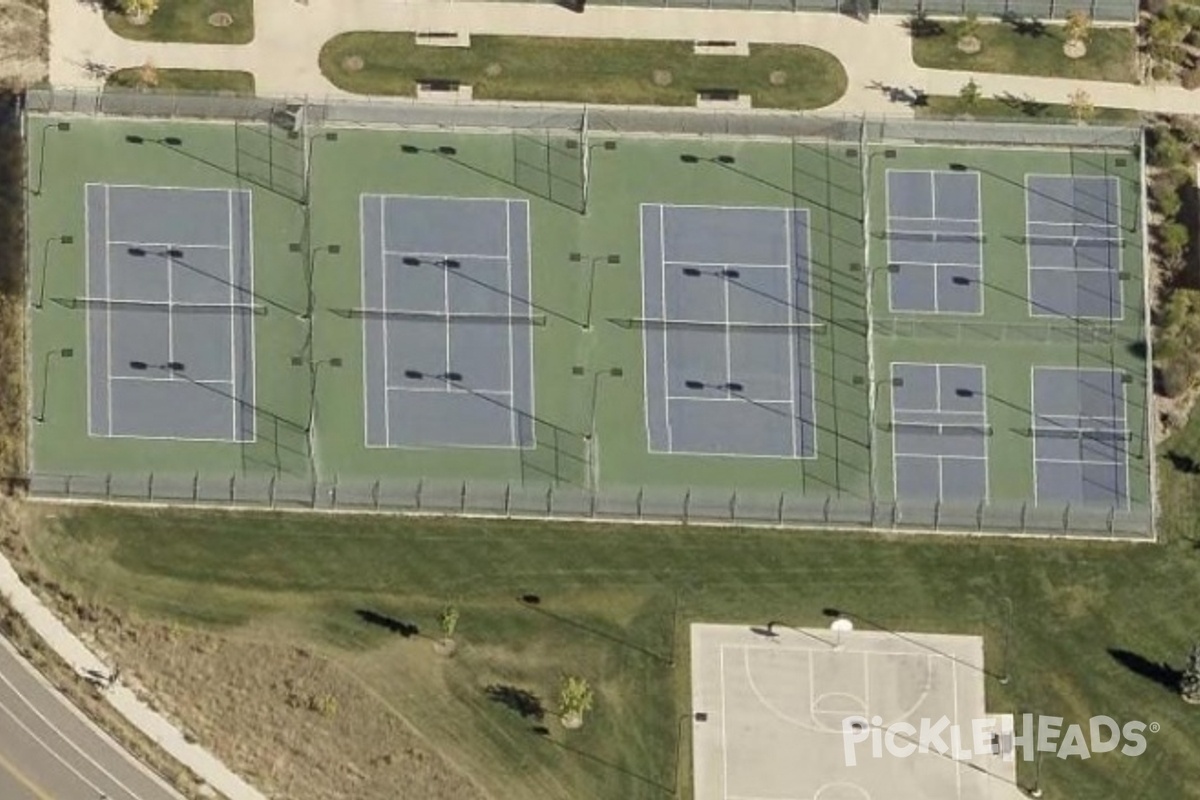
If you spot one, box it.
[136,60,159,90]
[1063,10,1091,58]
[1067,88,1095,124]
[958,78,983,112]
[120,0,159,23]
[557,675,595,729]
[957,12,982,52]
[1181,643,1200,704]
[439,604,459,640]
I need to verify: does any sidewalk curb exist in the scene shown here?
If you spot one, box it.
[0,554,269,800]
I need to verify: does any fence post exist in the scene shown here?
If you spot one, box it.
[683,489,691,524]
[777,492,785,524]
[371,479,380,510]
[823,496,832,523]
[1062,503,1071,533]
[729,490,737,521]
[65,475,72,496]
[636,487,644,519]
[1107,506,1115,535]
[105,473,112,499]
[546,484,554,514]
[504,483,511,516]
[331,474,339,509]
[934,500,941,531]
[460,481,467,512]
[269,474,276,508]
[192,472,199,503]
[1019,501,1027,533]
[416,478,423,510]
[976,500,985,532]
[147,472,154,502]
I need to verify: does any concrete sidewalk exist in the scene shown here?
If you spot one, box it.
[48,0,1200,115]
[0,554,268,800]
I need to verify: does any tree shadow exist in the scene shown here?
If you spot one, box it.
[355,609,419,637]
[904,10,944,38]
[1165,451,1200,474]
[997,92,1051,118]
[1001,11,1047,38]
[485,684,545,720]
[533,726,672,793]
[1108,648,1182,692]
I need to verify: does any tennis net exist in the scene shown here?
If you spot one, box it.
[336,308,548,326]
[64,297,266,315]
[887,421,993,436]
[612,317,827,335]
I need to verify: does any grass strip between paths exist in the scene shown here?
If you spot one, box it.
[912,20,1138,83]
[320,33,848,109]
[106,0,253,45]
[106,68,256,96]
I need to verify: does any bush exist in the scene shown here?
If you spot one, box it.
[1159,220,1193,262]
[1150,125,1190,167]
[1183,63,1200,90]
[1151,176,1184,218]
[1143,0,1170,16]
[1156,289,1200,396]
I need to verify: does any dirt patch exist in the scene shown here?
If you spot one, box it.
[1063,39,1087,60]
[483,62,502,78]
[342,55,364,73]
[207,11,233,27]
[652,69,672,87]
[0,0,47,90]
[768,70,787,86]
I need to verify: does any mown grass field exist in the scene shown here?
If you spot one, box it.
[912,20,1138,83]
[105,0,253,45]
[20,447,1200,800]
[106,68,255,95]
[319,34,847,109]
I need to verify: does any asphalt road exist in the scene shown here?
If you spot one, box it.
[0,635,182,800]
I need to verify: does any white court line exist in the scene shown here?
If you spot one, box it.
[667,395,789,405]
[663,260,792,271]
[166,243,175,376]
[110,375,232,385]
[659,204,673,452]
[784,209,799,459]
[380,197,393,447]
[104,184,114,437]
[722,259,732,392]
[383,248,508,261]
[84,185,94,437]
[387,384,511,396]
[1035,456,1128,466]
[1028,264,1122,273]
[442,251,452,393]
[107,239,231,251]
[226,189,237,441]
[505,200,517,447]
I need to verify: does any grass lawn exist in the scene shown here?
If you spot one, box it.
[105,0,253,45]
[18,464,1200,800]
[918,94,1142,123]
[319,34,847,109]
[912,20,1137,83]
[105,68,255,95]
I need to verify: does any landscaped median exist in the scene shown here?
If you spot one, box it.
[319,33,848,109]
[917,94,1141,122]
[106,67,256,95]
[106,0,253,44]
[911,17,1137,83]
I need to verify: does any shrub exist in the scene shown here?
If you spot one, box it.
[1156,289,1200,396]
[1143,0,1170,15]
[1150,125,1189,167]
[119,0,158,19]
[1159,220,1192,263]
[1183,63,1200,90]
[1151,177,1184,218]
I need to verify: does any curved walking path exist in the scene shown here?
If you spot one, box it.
[48,0,1200,115]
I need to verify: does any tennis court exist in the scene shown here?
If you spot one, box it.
[83,183,256,442]
[1025,175,1124,320]
[358,194,535,449]
[639,203,817,459]
[1031,367,1130,508]
[889,362,989,503]
[885,170,983,315]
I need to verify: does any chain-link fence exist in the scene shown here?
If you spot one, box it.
[20,89,1153,539]
[22,472,1153,539]
[25,88,1143,148]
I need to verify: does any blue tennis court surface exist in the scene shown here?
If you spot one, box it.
[640,203,816,458]
[86,184,256,442]
[360,195,535,449]
[1032,367,1129,508]
[889,362,989,503]
[1026,175,1123,320]
[885,170,983,314]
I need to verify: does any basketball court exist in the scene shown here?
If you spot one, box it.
[690,623,1023,800]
